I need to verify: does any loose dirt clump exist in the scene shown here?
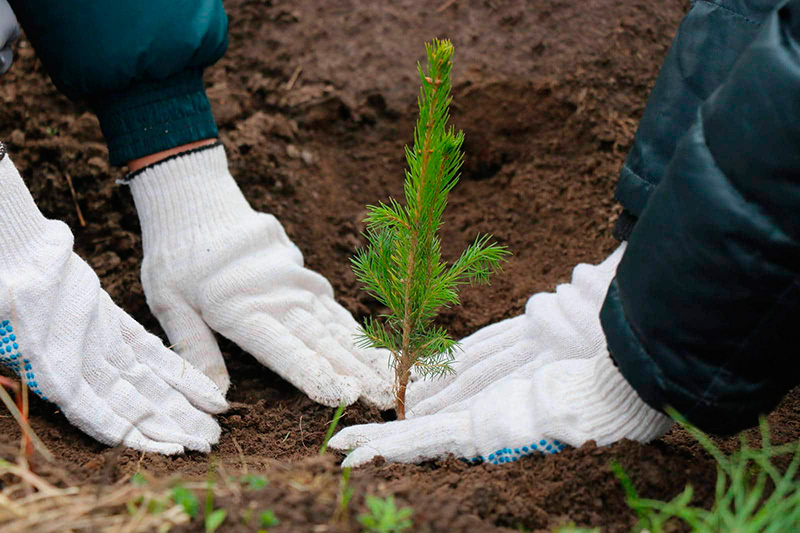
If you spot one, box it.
[4,0,800,531]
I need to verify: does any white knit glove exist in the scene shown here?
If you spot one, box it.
[0,149,227,454]
[329,244,674,467]
[329,353,674,467]
[406,244,626,417]
[126,144,394,408]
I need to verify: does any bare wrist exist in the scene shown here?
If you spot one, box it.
[126,138,218,172]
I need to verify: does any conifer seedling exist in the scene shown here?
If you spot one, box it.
[352,39,509,419]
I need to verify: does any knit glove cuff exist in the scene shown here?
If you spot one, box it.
[126,142,255,254]
[0,146,65,268]
[469,353,673,464]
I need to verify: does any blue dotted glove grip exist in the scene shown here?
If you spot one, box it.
[0,319,48,401]
[462,439,567,465]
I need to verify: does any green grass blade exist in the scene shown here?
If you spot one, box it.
[320,403,347,455]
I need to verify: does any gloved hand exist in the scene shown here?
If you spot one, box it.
[0,147,227,454]
[0,0,19,74]
[126,144,394,409]
[406,244,626,417]
[329,353,673,467]
[329,245,673,467]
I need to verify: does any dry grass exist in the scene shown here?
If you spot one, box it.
[0,369,346,532]
[0,369,192,533]
[0,444,191,533]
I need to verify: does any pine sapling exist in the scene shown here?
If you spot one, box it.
[352,39,509,419]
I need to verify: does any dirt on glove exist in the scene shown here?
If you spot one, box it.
[3,0,800,531]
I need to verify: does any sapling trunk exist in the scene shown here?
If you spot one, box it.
[352,39,509,419]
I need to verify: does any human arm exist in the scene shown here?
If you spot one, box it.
[7,0,227,166]
[8,1,394,407]
[331,0,800,464]
[330,245,673,467]
[602,0,800,435]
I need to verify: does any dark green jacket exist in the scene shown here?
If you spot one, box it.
[603,0,800,434]
[9,0,228,166]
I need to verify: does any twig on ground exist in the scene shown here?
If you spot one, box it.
[0,381,50,461]
[18,377,30,461]
[135,450,146,473]
[231,436,247,474]
[64,173,86,227]
[285,66,303,91]
[437,0,458,12]
[299,415,307,450]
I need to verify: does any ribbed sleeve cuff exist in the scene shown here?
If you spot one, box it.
[92,69,219,167]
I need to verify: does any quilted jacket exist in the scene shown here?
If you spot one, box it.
[603,0,800,434]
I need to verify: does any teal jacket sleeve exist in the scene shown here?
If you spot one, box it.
[601,0,800,434]
[9,1,228,166]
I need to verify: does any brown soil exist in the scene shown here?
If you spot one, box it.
[3,0,799,531]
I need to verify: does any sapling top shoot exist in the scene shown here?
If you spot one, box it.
[352,39,509,419]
